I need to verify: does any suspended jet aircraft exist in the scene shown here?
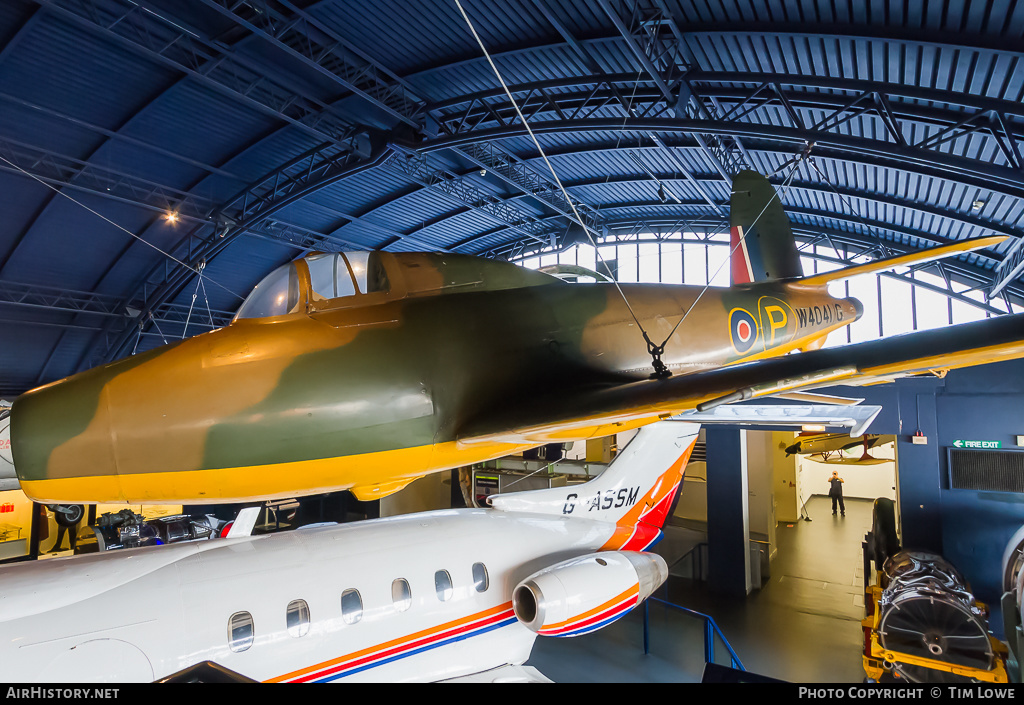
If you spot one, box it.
[0,422,698,683]
[5,171,1023,505]
[784,433,895,465]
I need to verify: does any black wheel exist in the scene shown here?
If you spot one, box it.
[53,504,85,528]
[872,498,900,571]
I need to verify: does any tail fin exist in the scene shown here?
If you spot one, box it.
[730,170,802,284]
[729,170,1007,288]
[488,422,700,547]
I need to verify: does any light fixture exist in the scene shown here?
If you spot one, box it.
[972,200,985,210]
[801,424,826,433]
[165,211,179,224]
[479,169,487,177]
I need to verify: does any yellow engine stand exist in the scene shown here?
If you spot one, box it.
[862,581,1009,683]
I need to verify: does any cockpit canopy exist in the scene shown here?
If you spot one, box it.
[233,251,557,322]
[234,252,390,321]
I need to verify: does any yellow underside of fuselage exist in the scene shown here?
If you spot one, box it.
[20,439,531,505]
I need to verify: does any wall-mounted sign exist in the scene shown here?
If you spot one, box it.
[952,439,1002,449]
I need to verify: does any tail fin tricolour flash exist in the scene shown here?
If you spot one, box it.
[488,422,700,550]
[730,170,1006,287]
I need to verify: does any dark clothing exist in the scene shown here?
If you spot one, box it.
[51,524,77,553]
[829,476,845,515]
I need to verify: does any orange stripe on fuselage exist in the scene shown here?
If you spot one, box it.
[267,601,515,683]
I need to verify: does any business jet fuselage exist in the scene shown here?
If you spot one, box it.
[0,422,698,683]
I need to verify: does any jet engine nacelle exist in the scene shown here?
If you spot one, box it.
[512,551,667,638]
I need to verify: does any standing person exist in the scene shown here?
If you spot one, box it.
[829,470,845,516]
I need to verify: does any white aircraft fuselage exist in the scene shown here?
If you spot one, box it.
[0,422,700,683]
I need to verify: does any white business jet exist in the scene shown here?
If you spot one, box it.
[0,422,699,683]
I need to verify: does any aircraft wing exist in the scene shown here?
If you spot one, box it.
[458,312,1024,445]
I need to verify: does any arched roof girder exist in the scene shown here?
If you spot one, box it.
[493,217,1023,313]
[428,77,1024,171]
[350,165,1017,266]
[477,200,1006,271]
[402,24,1024,95]
[416,118,1024,201]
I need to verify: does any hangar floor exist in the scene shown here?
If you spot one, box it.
[526,495,874,683]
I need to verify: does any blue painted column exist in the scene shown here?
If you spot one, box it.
[894,380,943,554]
[705,427,751,597]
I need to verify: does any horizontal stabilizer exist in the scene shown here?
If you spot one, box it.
[225,506,260,538]
[798,236,1006,287]
[675,403,882,438]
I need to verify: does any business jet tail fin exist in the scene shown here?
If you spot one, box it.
[488,421,700,546]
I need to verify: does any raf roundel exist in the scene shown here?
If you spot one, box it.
[729,308,760,355]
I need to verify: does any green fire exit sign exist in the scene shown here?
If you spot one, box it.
[952,439,1002,449]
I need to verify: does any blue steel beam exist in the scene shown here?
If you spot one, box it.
[194,0,610,244]
[381,150,552,248]
[192,0,426,128]
[0,137,219,223]
[415,118,1024,202]
[528,0,724,212]
[0,279,234,327]
[94,141,390,365]
[478,202,1007,272]
[597,0,748,179]
[489,218,1020,314]
[34,0,361,146]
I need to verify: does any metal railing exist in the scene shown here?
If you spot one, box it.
[641,594,745,672]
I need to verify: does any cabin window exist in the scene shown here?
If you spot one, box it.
[392,578,412,612]
[435,570,453,602]
[472,563,489,593]
[228,611,254,652]
[341,589,363,625]
[233,263,300,320]
[286,599,310,638]
[344,252,390,294]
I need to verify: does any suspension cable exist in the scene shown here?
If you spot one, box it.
[0,153,243,301]
[182,260,206,339]
[652,149,809,364]
[805,157,894,260]
[452,0,660,361]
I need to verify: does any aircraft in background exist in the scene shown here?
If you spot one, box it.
[784,433,895,465]
[0,422,698,683]
[4,170,1022,505]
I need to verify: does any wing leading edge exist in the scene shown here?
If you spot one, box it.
[457,313,1024,446]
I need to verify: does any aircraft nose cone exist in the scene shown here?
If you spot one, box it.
[848,297,864,322]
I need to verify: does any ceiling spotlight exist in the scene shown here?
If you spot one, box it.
[972,200,985,210]
[165,211,179,224]
[479,169,487,177]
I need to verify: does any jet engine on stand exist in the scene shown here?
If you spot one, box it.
[861,500,1008,683]
[999,524,1024,681]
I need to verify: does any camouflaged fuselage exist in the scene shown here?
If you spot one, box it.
[10,253,860,504]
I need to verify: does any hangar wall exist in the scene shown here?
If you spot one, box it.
[829,358,1024,606]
